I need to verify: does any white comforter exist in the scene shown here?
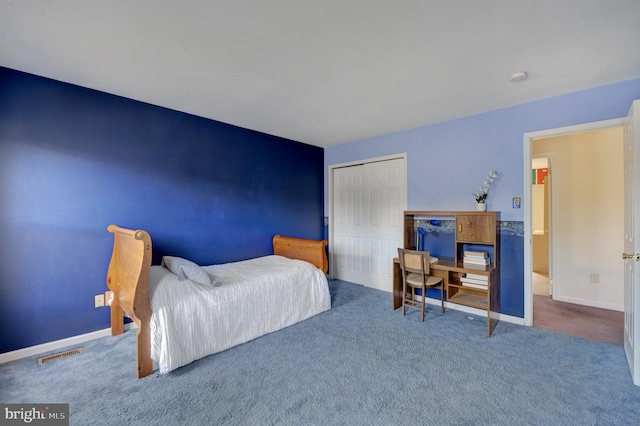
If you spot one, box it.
[148,255,331,374]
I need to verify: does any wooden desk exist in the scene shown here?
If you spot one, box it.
[392,257,455,310]
[393,257,499,337]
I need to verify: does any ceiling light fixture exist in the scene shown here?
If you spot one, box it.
[509,71,528,82]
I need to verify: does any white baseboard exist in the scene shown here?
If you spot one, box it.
[553,295,623,312]
[0,323,138,365]
[420,297,525,325]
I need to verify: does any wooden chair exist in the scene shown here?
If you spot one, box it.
[397,248,445,322]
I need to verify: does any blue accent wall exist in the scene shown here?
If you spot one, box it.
[0,67,324,353]
[500,225,524,317]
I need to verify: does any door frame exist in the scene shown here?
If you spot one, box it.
[327,153,408,279]
[523,118,623,326]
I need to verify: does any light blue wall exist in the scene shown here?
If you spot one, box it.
[325,78,640,221]
[324,78,640,318]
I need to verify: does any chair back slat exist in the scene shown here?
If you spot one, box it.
[404,253,422,270]
[398,248,431,274]
[397,248,444,322]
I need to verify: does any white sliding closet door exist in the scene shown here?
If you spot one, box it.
[333,157,406,292]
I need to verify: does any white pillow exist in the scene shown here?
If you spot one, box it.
[161,256,211,285]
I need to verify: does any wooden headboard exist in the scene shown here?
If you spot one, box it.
[106,224,153,378]
[273,234,328,273]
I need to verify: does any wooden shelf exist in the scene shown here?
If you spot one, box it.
[448,292,488,310]
[456,261,493,273]
[449,283,489,294]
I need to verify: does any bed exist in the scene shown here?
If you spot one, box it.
[106,225,330,378]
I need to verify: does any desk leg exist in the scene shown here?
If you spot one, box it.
[392,261,402,310]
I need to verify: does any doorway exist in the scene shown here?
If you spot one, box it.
[527,125,625,344]
[524,119,625,332]
[531,155,552,297]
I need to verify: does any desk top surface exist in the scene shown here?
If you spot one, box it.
[393,256,492,273]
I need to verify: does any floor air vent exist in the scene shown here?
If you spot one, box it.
[37,347,84,365]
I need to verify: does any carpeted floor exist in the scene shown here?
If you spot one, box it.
[533,294,624,346]
[1,279,639,425]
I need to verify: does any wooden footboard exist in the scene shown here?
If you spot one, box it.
[106,226,328,378]
[106,225,153,379]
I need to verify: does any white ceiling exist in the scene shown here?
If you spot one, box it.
[1,1,639,148]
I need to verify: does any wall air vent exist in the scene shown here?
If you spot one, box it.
[37,347,84,365]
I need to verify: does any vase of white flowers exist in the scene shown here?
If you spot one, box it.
[473,170,498,211]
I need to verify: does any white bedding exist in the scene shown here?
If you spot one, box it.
[148,255,331,374]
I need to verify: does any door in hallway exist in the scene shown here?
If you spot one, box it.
[333,157,407,292]
[624,99,640,386]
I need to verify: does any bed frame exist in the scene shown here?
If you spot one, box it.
[106,225,328,378]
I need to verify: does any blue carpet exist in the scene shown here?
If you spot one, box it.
[1,279,639,425]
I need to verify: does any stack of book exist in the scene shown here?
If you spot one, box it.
[463,250,490,270]
[460,273,489,289]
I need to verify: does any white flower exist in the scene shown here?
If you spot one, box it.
[473,170,498,203]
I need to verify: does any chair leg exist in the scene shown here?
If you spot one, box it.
[441,286,445,314]
[420,287,425,322]
[401,283,406,316]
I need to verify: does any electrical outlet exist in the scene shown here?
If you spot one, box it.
[94,294,105,308]
[590,273,600,284]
